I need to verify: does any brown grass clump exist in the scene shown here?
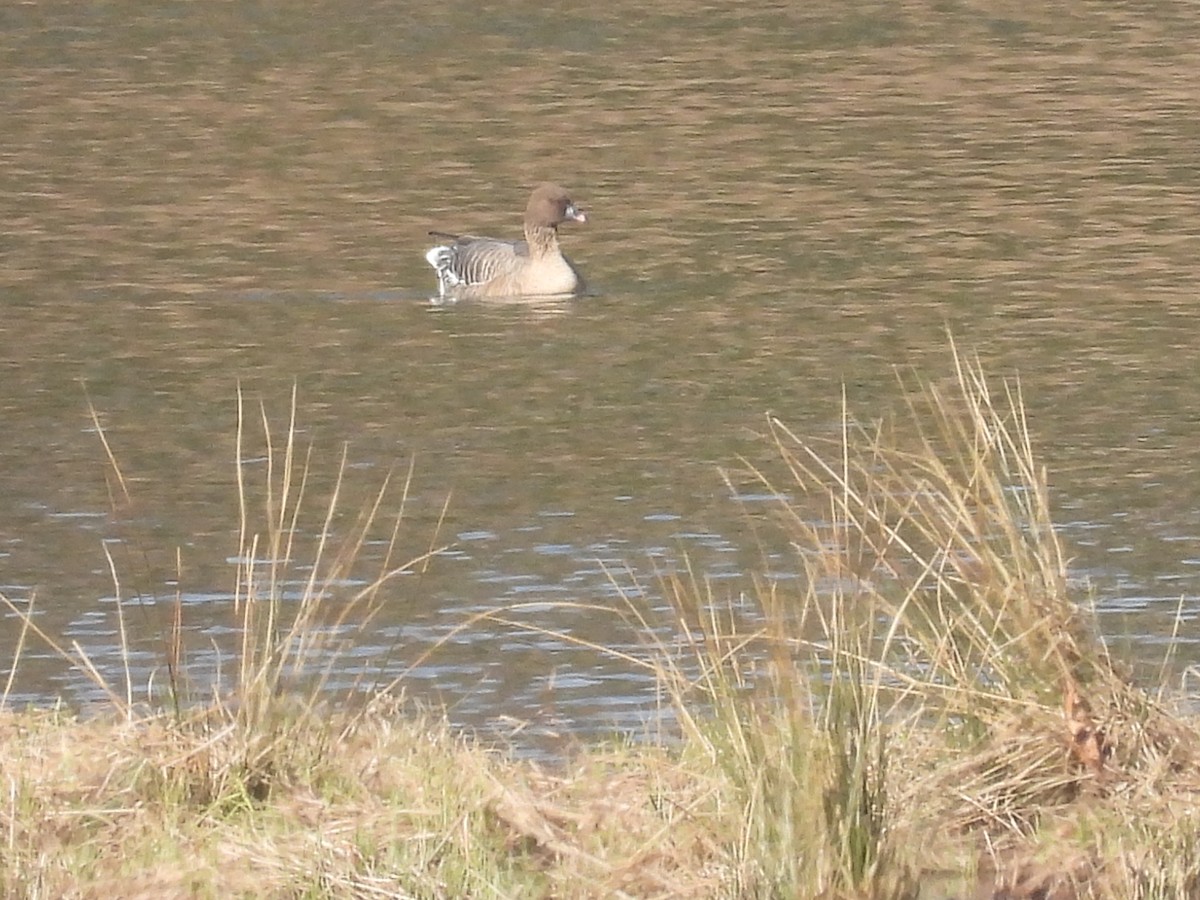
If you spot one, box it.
[675,340,1200,899]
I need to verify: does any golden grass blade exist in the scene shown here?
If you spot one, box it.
[101,542,133,718]
[84,388,130,507]
[1,592,34,709]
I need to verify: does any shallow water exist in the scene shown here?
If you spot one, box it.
[4,1,1200,747]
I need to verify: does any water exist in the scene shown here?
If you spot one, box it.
[4,1,1200,747]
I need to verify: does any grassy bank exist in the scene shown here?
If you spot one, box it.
[3,352,1199,898]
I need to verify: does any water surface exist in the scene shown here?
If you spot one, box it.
[4,1,1200,747]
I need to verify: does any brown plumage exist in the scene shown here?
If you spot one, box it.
[425,184,588,300]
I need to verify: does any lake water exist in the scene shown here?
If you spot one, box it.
[4,1,1200,749]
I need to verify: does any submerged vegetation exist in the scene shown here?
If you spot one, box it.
[2,349,1199,898]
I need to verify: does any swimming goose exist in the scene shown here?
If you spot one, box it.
[425,183,587,300]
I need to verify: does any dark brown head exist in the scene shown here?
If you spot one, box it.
[524,183,587,229]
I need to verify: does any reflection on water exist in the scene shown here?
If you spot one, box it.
[4,1,1200,747]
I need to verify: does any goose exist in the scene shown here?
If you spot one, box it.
[425,183,587,300]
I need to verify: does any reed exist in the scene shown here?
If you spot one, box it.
[650,340,1200,898]
[5,387,443,808]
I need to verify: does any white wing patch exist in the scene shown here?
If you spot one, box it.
[425,245,462,299]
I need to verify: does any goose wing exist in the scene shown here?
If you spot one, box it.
[425,233,530,295]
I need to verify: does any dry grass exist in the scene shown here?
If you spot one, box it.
[0,699,732,899]
[649,340,1200,898]
[1,349,1199,898]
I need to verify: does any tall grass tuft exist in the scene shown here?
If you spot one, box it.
[658,341,1200,897]
[741,342,1118,831]
[655,553,916,895]
[4,387,443,813]
[157,385,444,806]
